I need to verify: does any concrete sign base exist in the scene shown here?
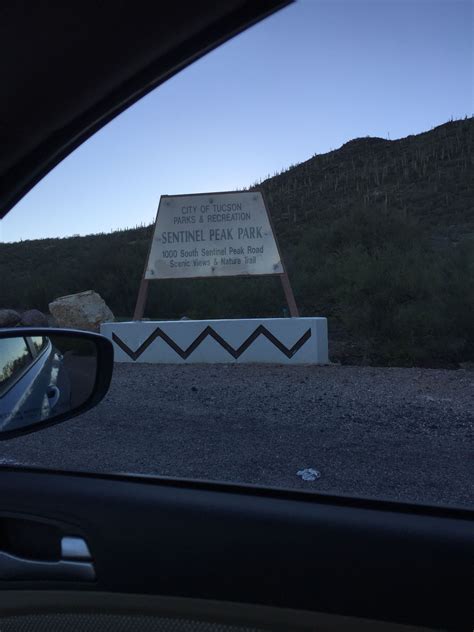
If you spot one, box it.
[101,318,328,365]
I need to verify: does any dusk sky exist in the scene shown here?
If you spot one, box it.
[1,0,472,243]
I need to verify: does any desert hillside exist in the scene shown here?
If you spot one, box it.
[1,118,473,366]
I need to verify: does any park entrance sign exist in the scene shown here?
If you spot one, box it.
[134,191,298,319]
[102,190,328,366]
[145,191,283,279]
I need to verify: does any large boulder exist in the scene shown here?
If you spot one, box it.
[0,309,21,327]
[20,309,49,327]
[48,290,114,332]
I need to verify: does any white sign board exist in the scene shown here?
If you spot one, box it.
[145,191,284,280]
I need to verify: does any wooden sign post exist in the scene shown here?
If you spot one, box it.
[133,190,299,320]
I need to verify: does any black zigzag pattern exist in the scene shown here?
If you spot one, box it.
[112,325,311,361]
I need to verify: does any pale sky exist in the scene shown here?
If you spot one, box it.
[1,0,472,243]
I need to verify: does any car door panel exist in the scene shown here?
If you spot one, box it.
[0,467,471,631]
[0,591,436,631]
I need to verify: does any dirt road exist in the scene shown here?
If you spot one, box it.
[1,363,472,508]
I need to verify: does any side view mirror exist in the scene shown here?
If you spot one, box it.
[0,328,113,439]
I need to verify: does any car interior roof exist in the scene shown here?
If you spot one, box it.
[0,0,290,218]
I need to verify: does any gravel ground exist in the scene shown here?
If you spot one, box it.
[1,364,473,508]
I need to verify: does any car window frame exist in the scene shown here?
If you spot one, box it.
[0,335,52,399]
[0,337,37,398]
[27,336,49,359]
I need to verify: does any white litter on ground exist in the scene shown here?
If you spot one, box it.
[297,468,321,481]
[0,457,22,465]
